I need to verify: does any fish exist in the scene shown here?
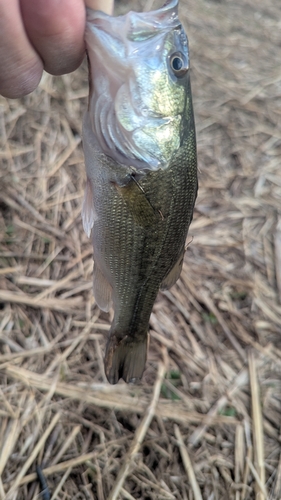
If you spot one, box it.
[82,0,198,384]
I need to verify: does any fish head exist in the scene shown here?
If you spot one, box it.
[85,0,192,171]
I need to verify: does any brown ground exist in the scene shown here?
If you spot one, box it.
[0,0,281,498]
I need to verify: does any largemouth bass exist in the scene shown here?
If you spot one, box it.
[82,0,197,384]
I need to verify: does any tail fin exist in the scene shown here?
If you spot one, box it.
[104,333,148,384]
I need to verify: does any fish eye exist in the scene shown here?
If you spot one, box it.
[172,57,183,71]
[170,52,188,77]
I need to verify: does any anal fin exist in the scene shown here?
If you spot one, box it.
[93,263,112,312]
[160,248,185,291]
[82,178,97,238]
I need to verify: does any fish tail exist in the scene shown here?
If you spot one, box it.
[104,332,148,384]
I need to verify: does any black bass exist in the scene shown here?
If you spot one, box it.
[82,0,197,384]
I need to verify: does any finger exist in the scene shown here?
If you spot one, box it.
[20,0,86,76]
[84,0,114,14]
[0,0,43,98]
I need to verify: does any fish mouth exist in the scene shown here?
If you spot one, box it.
[86,0,180,42]
[85,0,181,69]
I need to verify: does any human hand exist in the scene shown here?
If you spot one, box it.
[0,0,114,99]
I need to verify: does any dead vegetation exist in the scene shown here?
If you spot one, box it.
[0,0,281,498]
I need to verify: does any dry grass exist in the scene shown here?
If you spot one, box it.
[0,0,281,498]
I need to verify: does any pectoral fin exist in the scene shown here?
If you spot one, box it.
[115,177,160,227]
[82,178,97,238]
[160,248,185,291]
[93,263,113,312]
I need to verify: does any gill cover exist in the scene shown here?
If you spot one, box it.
[85,0,190,172]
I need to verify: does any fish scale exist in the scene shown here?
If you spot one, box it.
[82,0,197,384]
